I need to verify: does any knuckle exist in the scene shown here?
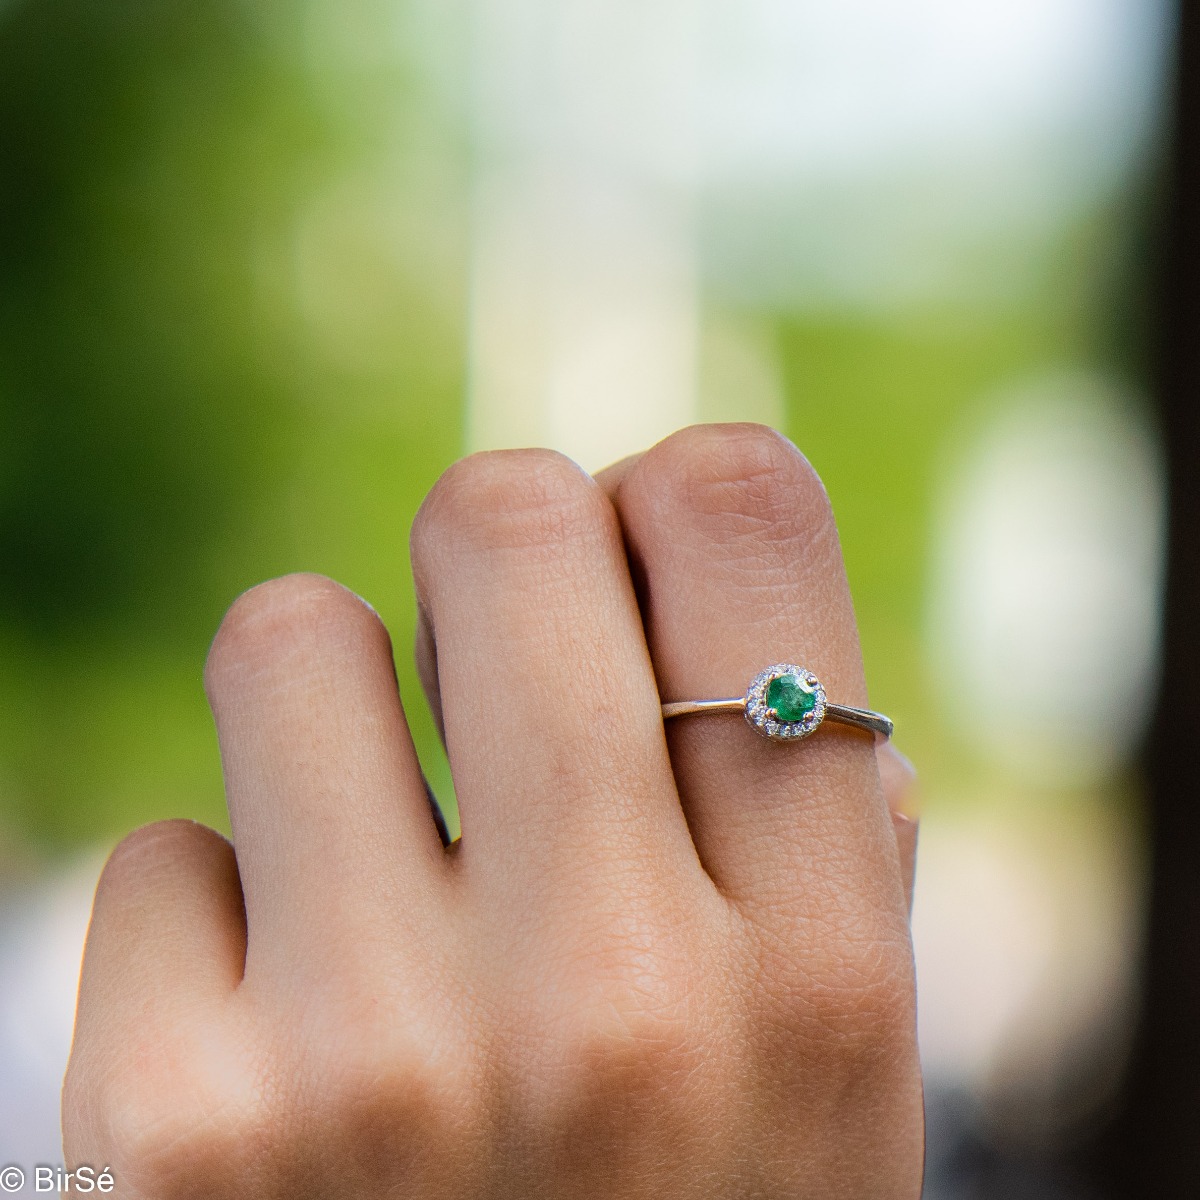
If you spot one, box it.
[313,1034,479,1170]
[117,1114,250,1198]
[100,1049,265,1197]
[807,935,916,1045]
[531,994,705,1153]
[412,449,611,565]
[633,422,835,557]
[570,1000,698,1082]
[292,1022,480,1180]
[546,937,708,1105]
[794,947,920,1150]
[763,919,916,1062]
[204,573,385,692]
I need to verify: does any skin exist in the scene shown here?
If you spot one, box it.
[62,423,924,1198]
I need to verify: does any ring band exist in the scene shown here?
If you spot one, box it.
[662,663,893,742]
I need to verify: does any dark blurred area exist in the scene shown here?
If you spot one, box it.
[0,0,464,849]
[0,1,299,636]
[0,0,1187,1194]
[1072,3,1200,1196]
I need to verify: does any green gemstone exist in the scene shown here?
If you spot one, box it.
[767,673,817,723]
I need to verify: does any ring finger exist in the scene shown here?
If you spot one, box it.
[598,424,910,938]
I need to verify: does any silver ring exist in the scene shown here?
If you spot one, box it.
[661,663,893,742]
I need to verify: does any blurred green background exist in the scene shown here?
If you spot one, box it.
[0,0,1180,1178]
[0,0,469,850]
[0,0,1166,858]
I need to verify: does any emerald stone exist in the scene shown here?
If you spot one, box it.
[767,673,816,723]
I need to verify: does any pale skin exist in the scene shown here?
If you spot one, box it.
[63,423,924,1198]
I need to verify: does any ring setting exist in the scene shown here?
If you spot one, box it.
[745,664,826,739]
[661,663,893,743]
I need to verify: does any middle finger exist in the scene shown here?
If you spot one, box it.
[409,450,700,902]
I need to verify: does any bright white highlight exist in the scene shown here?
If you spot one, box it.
[466,0,700,469]
[928,375,1165,785]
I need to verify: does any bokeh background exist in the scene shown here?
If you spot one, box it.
[0,0,1180,1194]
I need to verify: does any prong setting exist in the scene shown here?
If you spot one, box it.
[744,663,827,740]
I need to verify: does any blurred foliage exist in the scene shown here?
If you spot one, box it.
[0,0,1159,857]
[0,0,304,634]
[788,181,1161,795]
[0,0,465,850]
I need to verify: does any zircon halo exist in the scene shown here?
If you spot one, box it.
[744,663,827,740]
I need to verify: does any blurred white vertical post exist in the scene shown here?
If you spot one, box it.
[467,0,700,469]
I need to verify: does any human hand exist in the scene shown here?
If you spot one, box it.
[63,424,923,1197]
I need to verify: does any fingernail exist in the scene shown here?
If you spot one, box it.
[891,812,919,916]
[877,742,920,821]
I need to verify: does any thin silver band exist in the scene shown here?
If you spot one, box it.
[661,697,893,740]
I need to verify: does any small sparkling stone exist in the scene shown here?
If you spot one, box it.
[767,673,817,723]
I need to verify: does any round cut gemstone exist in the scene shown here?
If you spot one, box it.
[766,672,817,723]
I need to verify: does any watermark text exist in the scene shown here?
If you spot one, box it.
[0,1165,114,1193]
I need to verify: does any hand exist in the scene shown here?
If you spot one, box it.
[63,424,923,1198]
